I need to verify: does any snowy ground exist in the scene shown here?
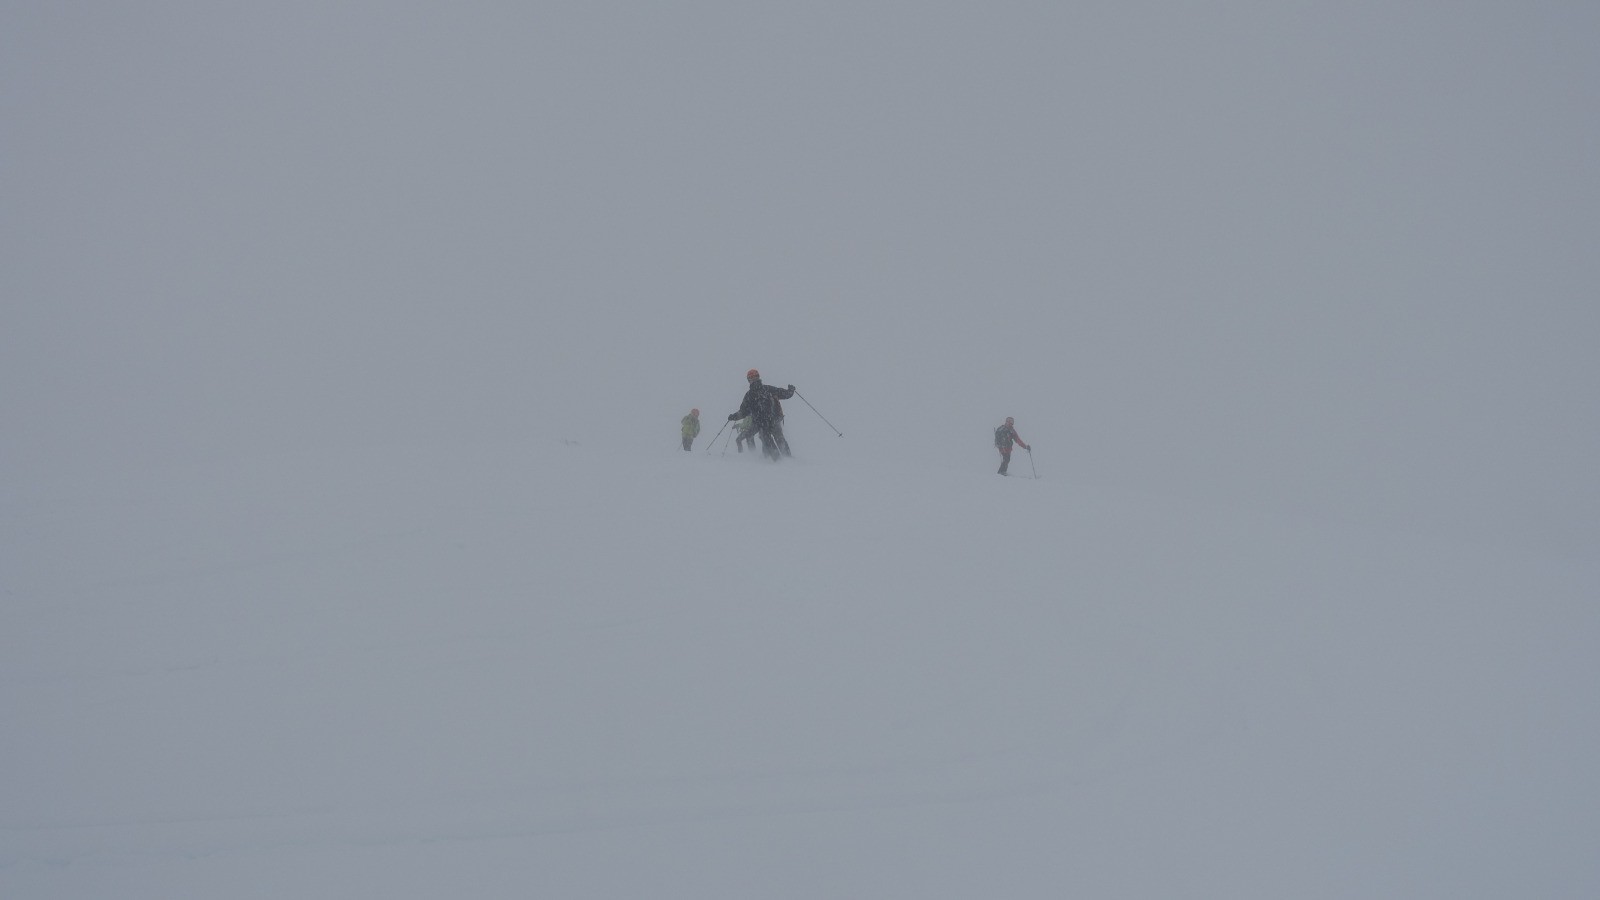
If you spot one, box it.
[4,429,1595,899]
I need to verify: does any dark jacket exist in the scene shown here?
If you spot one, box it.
[733,379,795,427]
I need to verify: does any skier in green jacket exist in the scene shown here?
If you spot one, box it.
[733,416,757,453]
[680,408,701,451]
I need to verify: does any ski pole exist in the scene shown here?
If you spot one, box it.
[792,390,842,437]
[1027,447,1038,478]
[703,419,729,454]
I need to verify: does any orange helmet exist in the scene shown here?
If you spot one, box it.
[746,368,760,380]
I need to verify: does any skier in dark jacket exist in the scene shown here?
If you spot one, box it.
[994,416,1030,475]
[728,368,796,461]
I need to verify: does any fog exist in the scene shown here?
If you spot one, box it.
[4,3,1598,897]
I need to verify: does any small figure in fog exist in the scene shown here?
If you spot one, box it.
[994,416,1030,475]
[680,408,701,451]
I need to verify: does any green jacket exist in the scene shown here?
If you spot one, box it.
[681,414,702,438]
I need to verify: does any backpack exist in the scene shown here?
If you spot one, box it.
[994,425,1008,448]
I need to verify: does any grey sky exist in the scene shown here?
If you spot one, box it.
[5,2,1597,549]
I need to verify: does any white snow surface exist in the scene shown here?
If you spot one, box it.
[3,432,1596,898]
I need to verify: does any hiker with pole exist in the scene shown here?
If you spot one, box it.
[994,416,1031,476]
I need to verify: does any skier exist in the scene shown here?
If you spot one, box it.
[770,395,791,456]
[680,408,701,451]
[734,416,757,453]
[727,369,795,461]
[994,416,1030,475]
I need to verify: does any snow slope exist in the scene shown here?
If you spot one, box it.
[4,429,1595,899]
